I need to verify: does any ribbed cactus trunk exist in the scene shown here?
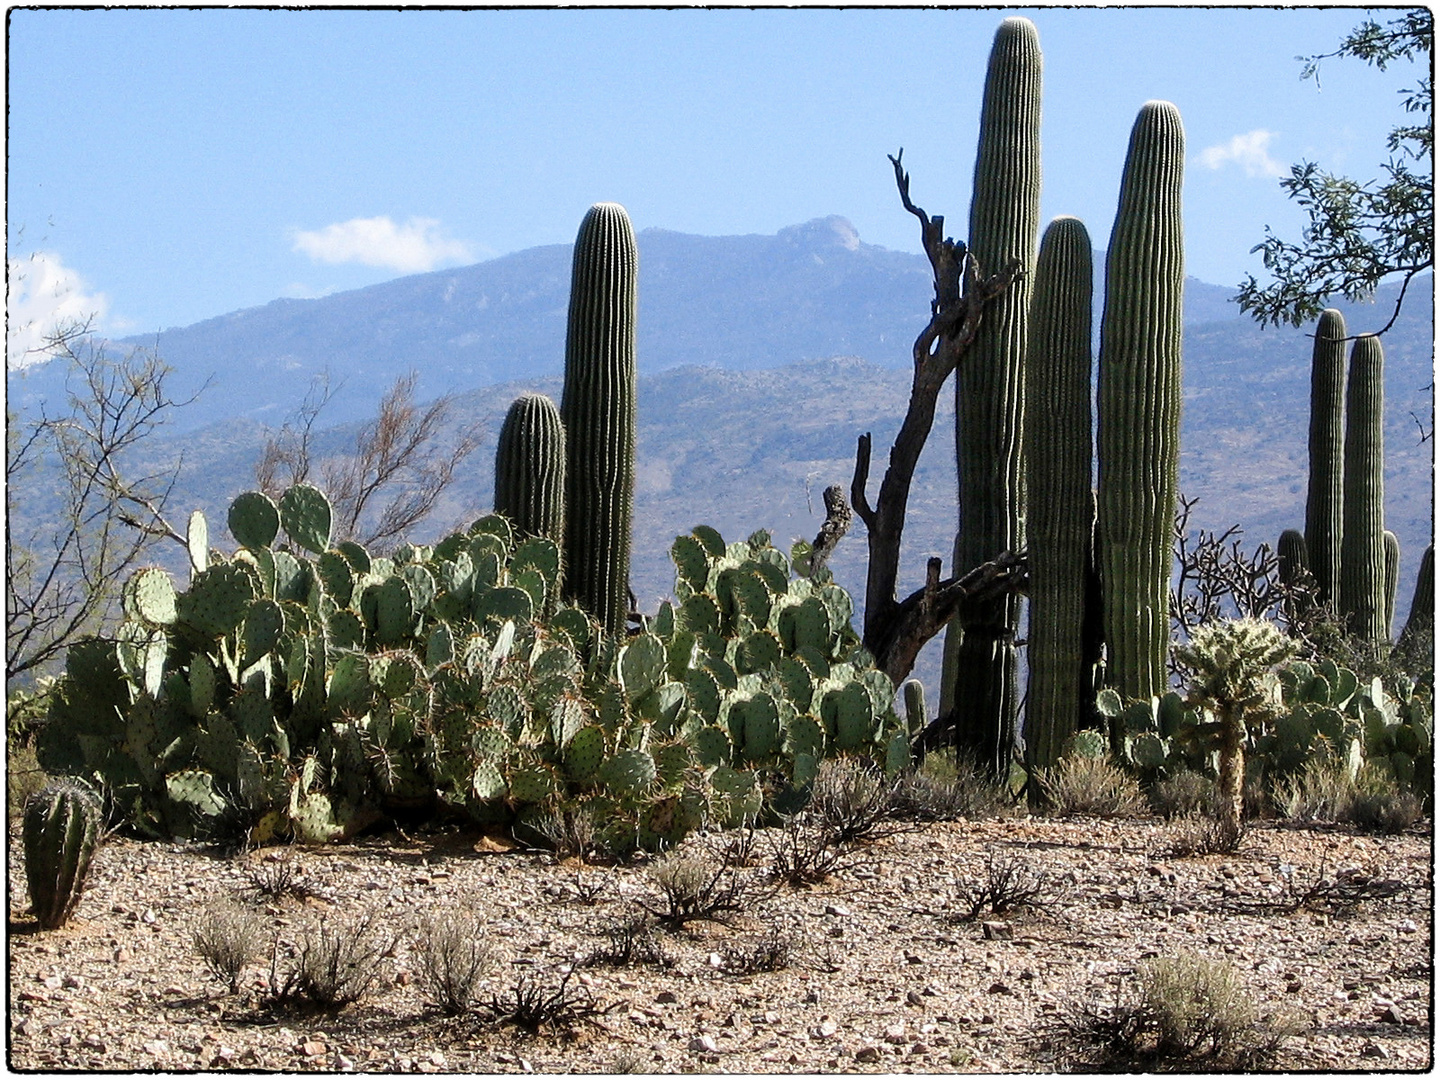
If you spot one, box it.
[941,16,1042,779]
[1338,335,1387,644]
[1096,101,1185,703]
[1023,216,1093,775]
[1383,530,1401,642]
[1304,309,1348,608]
[560,203,638,636]
[23,780,102,930]
[1396,544,1434,656]
[494,393,567,546]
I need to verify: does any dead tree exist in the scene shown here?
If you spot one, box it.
[849,152,1028,690]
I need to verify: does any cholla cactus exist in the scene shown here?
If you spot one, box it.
[1174,618,1297,834]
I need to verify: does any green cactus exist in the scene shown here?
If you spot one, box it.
[1096,101,1186,703]
[23,780,103,930]
[943,15,1042,780]
[1304,309,1348,607]
[177,563,258,638]
[1396,544,1434,660]
[1277,529,1309,588]
[124,566,178,627]
[1338,335,1388,643]
[1023,215,1094,776]
[494,392,567,551]
[187,509,210,576]
[560,202,638,635]
[1383,531,1401,642]
[278,484,333,555]
[228,491,280,551]
[900,679,927,735]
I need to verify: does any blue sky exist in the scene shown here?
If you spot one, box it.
[6,6,1421,365]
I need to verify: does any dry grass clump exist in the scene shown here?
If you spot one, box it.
[585,914,673,969]
[1148,769,1217,819]
[806,757,899,845]
[484,965,601,1032]
[1277,759,1422,834]
[1062,951,1301,1068]
[413,908,494,1014]
[890,751,1015,821]
[639,843,772,926]
[1038,755,1147,818]
[266,910,395,1009]
[191,901,266,993]
[1167,812,1246,857]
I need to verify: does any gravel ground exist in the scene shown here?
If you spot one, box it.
[7,814,1433,1073]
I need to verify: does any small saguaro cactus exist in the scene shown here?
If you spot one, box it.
[1023,215,1094,777]
[1396,544,1434,659]
[1096,100,1186,703]
[560,203,638,636]
[494,392,567,547]
[1304,309,1348,607]
[943,14,1043,779]
[1383,530,1401,641]
[1338,334,1387,643]
[901,678,928,734]
[24,779,103,930]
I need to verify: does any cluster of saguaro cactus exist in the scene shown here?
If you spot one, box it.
[38,482,904,852]
[941,14,1042,779]
[23,779,103,930]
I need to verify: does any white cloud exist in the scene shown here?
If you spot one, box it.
[291,216,474,273]
[1196,130,1287,179]
[6,251,110,369]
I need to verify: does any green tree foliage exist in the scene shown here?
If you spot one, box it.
[1238,10,1433,334]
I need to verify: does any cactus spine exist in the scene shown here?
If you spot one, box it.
[1338,335,1387,643]
[23,780,102,930]
[942,15,1042,778]
[560,203,638,635]
[1023,216,1093,776]
[1096,101,1186,703]
[494,393,567,546]
[1304,309,1348,607]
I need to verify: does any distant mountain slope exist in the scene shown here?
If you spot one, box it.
[8,216,1248,430]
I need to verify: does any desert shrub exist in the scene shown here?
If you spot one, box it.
[192,902,266,993]
[639,844,771,927]
[1063,951,1299,1068]
[1167,812,1245,857]
[1038,755,1147,818]
[952,849,1064,922]
[245,854,313,902]
[890,751,1014,821]
[806,757,899,845]
[267,910,394,1008]
[520,805,598,860]
[413,908,494,1014]
[720,922,797,975]
[1148,770,1217,819]
[484,966,599,1032]
[1276,759,1423,833]
[585,914,672,969]
[766,813,853,887]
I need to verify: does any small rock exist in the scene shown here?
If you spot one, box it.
[708,952,723,968]
[302,1041,327,1057]
[987,982,1013,995]
[818,1019,839,1039]
[824,903,851,917]
[1398,919,1418,934]
[41,976,62,990]
[905,990,924,1007]
[688,1035,718,1054]
[855,1045,881,1063]
[144,1040,169,1056]
[981,921,1012,941]
[63,974,84,990]
[656,990,679,1004]
[1381,1005,1405,1025]
[1361,1042,1390,1060]
[883,1023,907,1044]
[519,1059,534,1073]
[141,908,157,924]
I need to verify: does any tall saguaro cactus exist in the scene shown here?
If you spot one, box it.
[1096,101,1186,703]
[560,203,638,636]
[494,393,567,546]
[1304,308,1348,607]
[1023,215,1093,775]
[942,15,1042,778]
[1338,334,1387,643]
